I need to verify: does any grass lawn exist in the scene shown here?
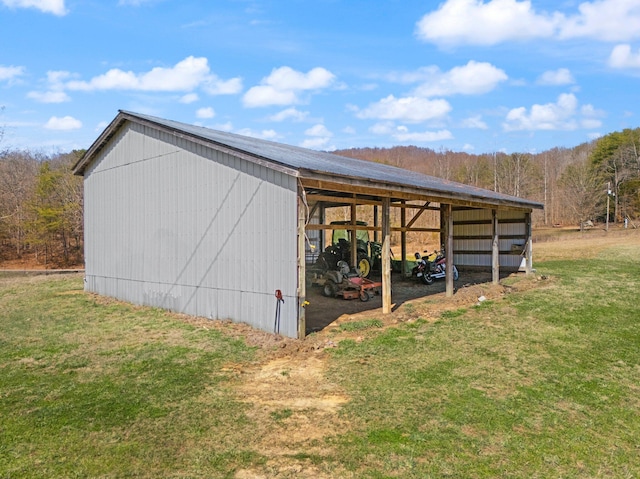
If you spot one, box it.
[1,231,639,478]
[0,276,259,478]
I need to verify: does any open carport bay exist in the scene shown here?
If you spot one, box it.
[304,269,518,334]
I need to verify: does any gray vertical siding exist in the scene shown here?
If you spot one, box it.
[84,122,300,337]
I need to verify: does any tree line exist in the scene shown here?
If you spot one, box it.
[336,128,640,229]
[0,149,84,266]
[1,128,638,267]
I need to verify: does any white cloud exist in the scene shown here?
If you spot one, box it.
[196,107,215,119]
[356,95,451,122]
[269,107,309,122]
[588,132,603,140]
[203,76,243,95]
[393,129,454,142]
[66,56,209,91]
[461,115,488,129]
[300,124,333,149]
[368,122,453,142]
[416,0,559,46]
[301,137,332,149]
[369,122,396,135]
[412,61,508,97]
[243,66,336,107]
[503,93,601,131]
[46,70,73,83]
[27,90,70,103]
[1,0,67,15]
[559,0,640,42]
[0,65,25,81]
[415,0,640,47]
[64,56,241,95]
[180,93,199,104]
[609,44,640,68]
[44,115,82,130]
[243,86,297,107]
[581,118,603,129]
[305,124,332,137]
[537,68,575,85]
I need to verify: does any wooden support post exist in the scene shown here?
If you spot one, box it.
[319,202,325,253]
[525,211,533,275]
[443,203,454,297]
[350,202,357,269]
[492,209,500,285]
[373,205,379,243]
[382,197,392,314]
[400,200,407,278]
[297,193,307,339]
[439,206,445,250]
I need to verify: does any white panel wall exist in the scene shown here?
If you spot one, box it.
[452,208,528,270]
[84,122,300,337]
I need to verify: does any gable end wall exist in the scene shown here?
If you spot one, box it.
[83,122,300,337]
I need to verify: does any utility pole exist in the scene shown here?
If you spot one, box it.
[606,182,615,232]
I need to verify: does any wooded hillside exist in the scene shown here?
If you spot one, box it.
[0,149,83,267]
[1,128,638,267]
[336,129,639,228]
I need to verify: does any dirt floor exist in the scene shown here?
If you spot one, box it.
[304,269,515,334]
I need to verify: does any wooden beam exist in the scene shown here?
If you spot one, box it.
[393,201,440,212]
[382,198,392,314]
[405,201,432,229]
[304,223,440,233]
[300,177,541,212]
[350,203,357,268]
[400,200,407,278]
[373,205,379,243]
[306,193,381,206]
[492,209,500,285]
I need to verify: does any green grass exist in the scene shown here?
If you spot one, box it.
[338,318,384,332]
[324,243,640,478]
[0,276,258,478]
[2,237,640,478]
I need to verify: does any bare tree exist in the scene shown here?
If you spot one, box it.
[0,150,39,257]
[559,161,600,228]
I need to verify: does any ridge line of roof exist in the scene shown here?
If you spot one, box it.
[75,110,544,210]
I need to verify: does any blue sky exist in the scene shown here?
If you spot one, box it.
[1,0,640,155]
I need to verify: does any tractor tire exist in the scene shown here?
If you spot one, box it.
[357,255,372,278]
[323,279,338,297]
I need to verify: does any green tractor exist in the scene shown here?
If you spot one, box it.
[316,221,382,278]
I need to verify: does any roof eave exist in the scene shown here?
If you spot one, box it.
[299,170,544,211]
[72,111,131,176]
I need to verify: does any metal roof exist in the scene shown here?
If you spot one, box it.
[74,110,543,210]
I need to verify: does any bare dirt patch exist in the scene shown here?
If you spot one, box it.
[182,271,549,478]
